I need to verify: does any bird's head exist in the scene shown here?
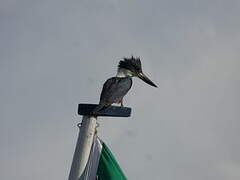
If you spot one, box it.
[118,56,158,88]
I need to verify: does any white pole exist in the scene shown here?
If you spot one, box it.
[68,115,97,180]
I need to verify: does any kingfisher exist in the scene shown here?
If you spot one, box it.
[93,56,157,114]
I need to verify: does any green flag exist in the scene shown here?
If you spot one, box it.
[82,136,127,180]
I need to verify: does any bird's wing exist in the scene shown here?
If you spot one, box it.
[99,77,132,105]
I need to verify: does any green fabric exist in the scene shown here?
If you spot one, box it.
[97,143,127,180]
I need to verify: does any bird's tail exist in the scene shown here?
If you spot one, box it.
[92,104,108,115]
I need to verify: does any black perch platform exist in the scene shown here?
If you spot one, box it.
[78,104,131,117]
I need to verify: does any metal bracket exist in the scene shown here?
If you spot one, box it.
[78,104,132,117]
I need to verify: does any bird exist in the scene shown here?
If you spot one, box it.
[92,56,157,114]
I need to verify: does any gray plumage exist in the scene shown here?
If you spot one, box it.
[93,77,132,113]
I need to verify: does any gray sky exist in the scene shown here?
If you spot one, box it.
[1,0,240,179]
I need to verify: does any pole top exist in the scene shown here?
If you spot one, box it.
[78,104,131,117]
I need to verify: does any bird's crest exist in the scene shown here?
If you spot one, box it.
[118,56,142,73]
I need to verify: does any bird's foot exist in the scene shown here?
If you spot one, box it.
[120,102,124,107]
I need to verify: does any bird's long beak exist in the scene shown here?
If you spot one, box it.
[137,72,158,87]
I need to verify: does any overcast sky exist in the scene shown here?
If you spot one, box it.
[1,0,240,179]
